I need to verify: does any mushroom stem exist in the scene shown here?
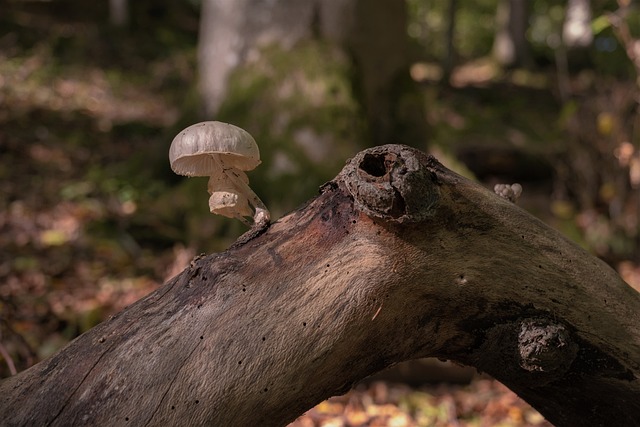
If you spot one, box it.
[225,168,271,225]
[210,155,271,227]
[206,181,253,227]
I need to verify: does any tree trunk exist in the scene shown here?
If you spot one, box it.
[563,0,592,48]
[2,145,639,427]
[198,0,415,145]
[109,0,129,27]
[492,0,532,68]
[442,0,458,83]
[198,0,315,117]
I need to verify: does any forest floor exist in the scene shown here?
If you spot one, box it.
[1,9,639,427]
[290,379,551,427]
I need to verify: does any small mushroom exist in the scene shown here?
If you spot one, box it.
[494,183,523,203]
[169,121,270,228]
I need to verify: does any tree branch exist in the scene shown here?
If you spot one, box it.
[1,144,639,426]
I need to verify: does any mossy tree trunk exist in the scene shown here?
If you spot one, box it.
[1,145,639,427]
[198,0,423,146]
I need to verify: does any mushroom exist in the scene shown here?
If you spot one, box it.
[494,183,523,203]
[169,121,270,228]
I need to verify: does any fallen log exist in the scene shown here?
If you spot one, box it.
[1,144,639,426]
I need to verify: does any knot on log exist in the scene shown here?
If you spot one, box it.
[339,144,439,223]
[518,318,578,374]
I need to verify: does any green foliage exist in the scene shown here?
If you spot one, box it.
[407,0,638,78]
[407,0,497,61]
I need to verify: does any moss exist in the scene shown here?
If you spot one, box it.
[216,40,368,217]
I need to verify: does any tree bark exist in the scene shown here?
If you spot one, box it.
[2,145,639,426]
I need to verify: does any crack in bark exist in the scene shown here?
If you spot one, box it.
[143,335,204,426]
[45,338,119,427]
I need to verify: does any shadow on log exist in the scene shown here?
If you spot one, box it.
[1,145,639,426]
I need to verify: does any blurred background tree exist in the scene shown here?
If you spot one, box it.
[1,0,639,423]
[197,0,427,221]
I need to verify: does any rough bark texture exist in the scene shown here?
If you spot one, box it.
[2,145,639,427]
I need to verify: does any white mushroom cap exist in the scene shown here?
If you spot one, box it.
[169,121,261,176]
[169,121,271,228]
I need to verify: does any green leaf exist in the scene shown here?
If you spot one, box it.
[591,15,612,35]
